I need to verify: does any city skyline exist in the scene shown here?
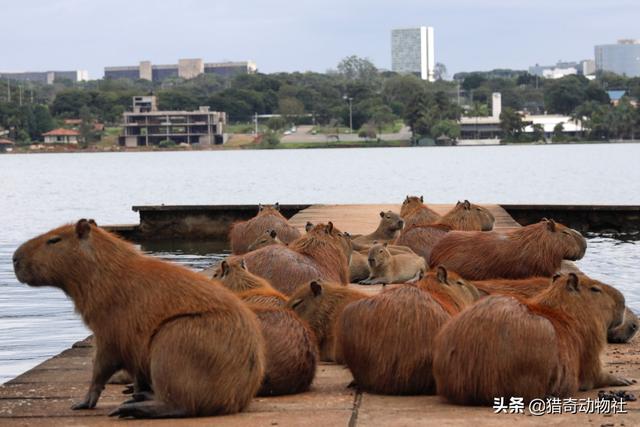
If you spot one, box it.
[2,0,639,79]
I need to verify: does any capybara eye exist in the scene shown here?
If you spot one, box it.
[290,299,303,309]
[46,236,62,245]
[590,287,602,293]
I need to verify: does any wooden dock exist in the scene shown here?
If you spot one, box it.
[1,204,638,426]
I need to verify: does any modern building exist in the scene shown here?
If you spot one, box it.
[105,59,257,81]
[0,70,89,84]
[595,40,640,77]
[43,129,81,144]
[120,96,226,147]
[391,26,435,81]
[528,60,595,79]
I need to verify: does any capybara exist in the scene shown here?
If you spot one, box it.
[349,250,371,282]
[247,229,284,252]
[429,218,587,280]
[438,200,495,231]
[393,224,451,264]
[287,281,367,362]
[237,222,352,295]
[360,243,426,285]
[229,203,301,255]
[12,219,265,418]
[212,259,287,307]
[433,273,633,405]
[339,267,480,395]
[473,276,639,344]
[351,211,404,245]
[400,195,441,227]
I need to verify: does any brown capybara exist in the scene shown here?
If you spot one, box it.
[400,195,441,227]
[351,211,404,245]
[429,218,587,280]
[287,281,367,362]
[212,259,287,308]
[433,273,633,405]
[237,222,352,295]
[360,243,426,285]
[247,229,284,252]
[393,224,451,264]
[12,219,265,418]
[339,267,480,395]
[473,276,639,344]
[349,250,371,282]
[437,200,495,231]
[229,203,301,255]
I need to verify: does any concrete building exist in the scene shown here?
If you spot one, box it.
[528,60,594,79]
[42,128,80,144]
[0,70,89,84]
[391,26,435,81]
[120,96,226,147]
[595,40,640,77]
[105,59,257,81]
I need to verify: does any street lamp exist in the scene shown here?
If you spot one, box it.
[343,95,353,133]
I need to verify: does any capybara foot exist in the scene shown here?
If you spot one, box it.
[71,399,96,410]
[123,391,155,404]
[604,375,635,387]
[347,380,357,389]
[109,401,187,419]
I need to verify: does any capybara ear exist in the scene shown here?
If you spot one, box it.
[240,259,247,270]
[420,195,424,202]
[418,270,425,280]
[220,260,229,277]
[404,195,409,203]
[463,200,471,210]
[274,202,280,211]
[310,281,322,297]
[379,211,385,218]
[269,229,277,238]
[75,219,91,240]
[305,221,314,232]
[88,219,97,226]
[456,200,462,206]
[436,265,449,284]
[258,204,264,212]
[546,219,557,232]
[552,273,562,282]
[566,273,580,292]
[327,222,334,233]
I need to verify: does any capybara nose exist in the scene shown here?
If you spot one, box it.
[631,323,638,331]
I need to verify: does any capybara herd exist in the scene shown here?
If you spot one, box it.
[11,197,637,419]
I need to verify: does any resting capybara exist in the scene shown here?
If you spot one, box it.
[400,195,441,227]
[433,273,633,405]
[360,243,426,285]
[349,250,371,282]
[12,219,265,418]
[229,203,301,255]
[339,267,480,395]
[352,211,404,245]
[438,200,495,231]
[287,281,367,362]
[393,224,451,264]
[237,222,352,295]
[247,229,284,252]
[429,218,587,280]
[473,276,639,344]
[212,259,287,307]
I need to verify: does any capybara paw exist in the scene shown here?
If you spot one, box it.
[609,376,635,386]
[71,400,95,410]
[123,391,155,404]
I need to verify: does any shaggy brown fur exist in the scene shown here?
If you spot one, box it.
[473,276,639,344]
[287,281,367,362]
[433,273,632,405]
[437,200,495,231]
[351,211,404,245]
[229,204,301,255]
[393,224,451,264]
[12,219,265,419]
[400,195,441,227]
[236,222,352,295]
[360,243,426,285]
[247,229,284,252]
[429,219,587,280]
[338,268,480,395]
[212,259,287,307]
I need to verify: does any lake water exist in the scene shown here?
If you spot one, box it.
[1,143,639,383]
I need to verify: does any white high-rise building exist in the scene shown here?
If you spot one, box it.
[391,26,435,81]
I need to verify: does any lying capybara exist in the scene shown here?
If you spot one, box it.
[473,276,639,344]
[212,259,287,307]
[229,203,301,255]
[237,222,352,295]
[393,224,451,264]
[13,219,265,418]
[360,243,426,285]
[339,267,480,395]
[247,229,284,252]
[349,250,371,282]
[429,218,587,280]
[287,281,367,362]
[433,273,632,405]
[400,195,441,227]
[351,211,404,245]
[438,200,495,231]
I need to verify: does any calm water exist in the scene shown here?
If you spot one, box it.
[1,144,639,383]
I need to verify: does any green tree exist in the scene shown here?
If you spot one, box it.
[499,108,526,141]
[434,63,448,81]
[431,120,461,139]
[371,105,396,135]
[531,123,545,142]
[79,106,93,148]
[466,102,489,117]
[552,122,566,142]
[32,105,55,138]
[266,116,287,131]
[336,55,379,84]
[262,131,280,147]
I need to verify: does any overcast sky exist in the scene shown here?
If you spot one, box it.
[2,0,638,79]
